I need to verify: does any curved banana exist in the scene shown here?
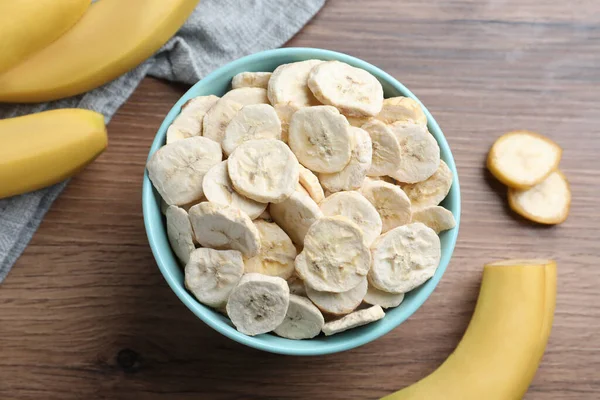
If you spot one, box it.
[0,0,198,103]
[0,0,90,74]
[0,109,107,198]
[383,259,556,400]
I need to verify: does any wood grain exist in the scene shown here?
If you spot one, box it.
[1,0,599,398]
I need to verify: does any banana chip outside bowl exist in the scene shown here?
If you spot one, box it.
[142,48,461,355]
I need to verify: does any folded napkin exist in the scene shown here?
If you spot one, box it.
[0,0,325,283]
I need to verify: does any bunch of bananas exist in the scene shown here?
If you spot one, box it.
[0,0,199,198]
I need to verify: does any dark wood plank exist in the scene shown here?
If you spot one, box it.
[1,0,599,398]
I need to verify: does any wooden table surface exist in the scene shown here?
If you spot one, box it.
[1,0,599,399]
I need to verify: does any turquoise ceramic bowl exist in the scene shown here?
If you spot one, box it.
[143,48,460,355]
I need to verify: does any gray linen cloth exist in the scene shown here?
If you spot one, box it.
[0,0,325,282]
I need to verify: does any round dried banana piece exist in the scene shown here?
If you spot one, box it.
[274,102,299,143]
[411,205,456,234]
[226,273,290,336]
[376,96,427,126]
[487,130,562,189]
[308,60,384,117]
[347,115,373,128]
[401,160,452,212]
[184,248,244,308]
[389,122,440,184]
[508,170,570,224]
[298,164,325,204]
[189,202,261,257]
[166,95,220,144]
[363,284,405,309]
[244,220,297,279]
[319,191,382,246]
[361,119,402,177]
[222,104,282,156]
[360,178,411,233]
[221,87,269,106]
[232,71,272,89]
[228,139,300,204]
[369,222,441,294]
[202,161,267,220]
[268,59,323,107]
[270,190,323,245]
[287,274,307,296]
[147,136,222,206]
[288,105,352,173]
[296,216,371,293]
[273,294,325,340]
[322,305,385,336]
[319,126,372,192]
[202,98,244,144]
[165,205,195,264]
[306,277,368,316]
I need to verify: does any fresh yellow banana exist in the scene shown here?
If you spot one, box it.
[0,0,90,75]
[0,109,107,199]
[383,259,556,400]
[0,0,199,103]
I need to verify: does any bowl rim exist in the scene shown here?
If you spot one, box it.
[142,47,461,355]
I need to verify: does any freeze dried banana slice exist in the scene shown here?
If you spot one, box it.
[411,206,456,234]
[388,122,440,184]
[298,164,325,203]
[508,170,570,224]
[308,61,384,117]
[147,136,222,206]
[232,72,272,89]
[319,191,382,246]
[363,284,405,309]
[270,190,323,245]
[287,274,307,296]
[165,205,195,264]
[226,273,290,336]
[202,161,267,219]
[244,220,297,279]
[189,202,260,257]
[222,104,282,156]
[288,105,352,173]
[347,115,373,128]
[362,119,402,177]
[376,96,427,126]
[369,223,441,294]
[202,98,244,144]
[267,59,323,107]
[360,178,411,233]
[487,130,562,189]
[319,127,372,192]
[274,102,299,143]
[401,160,452,211]
[306,277,368,315]
[273,294,325,340]
[221,87,269,106]
[166,95,220,144]
[228,139,300,203]
[322,305,385,336]
[184,248,244,308]
[296,216,371,293]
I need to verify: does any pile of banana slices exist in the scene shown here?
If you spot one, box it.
[147,59,455,339]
